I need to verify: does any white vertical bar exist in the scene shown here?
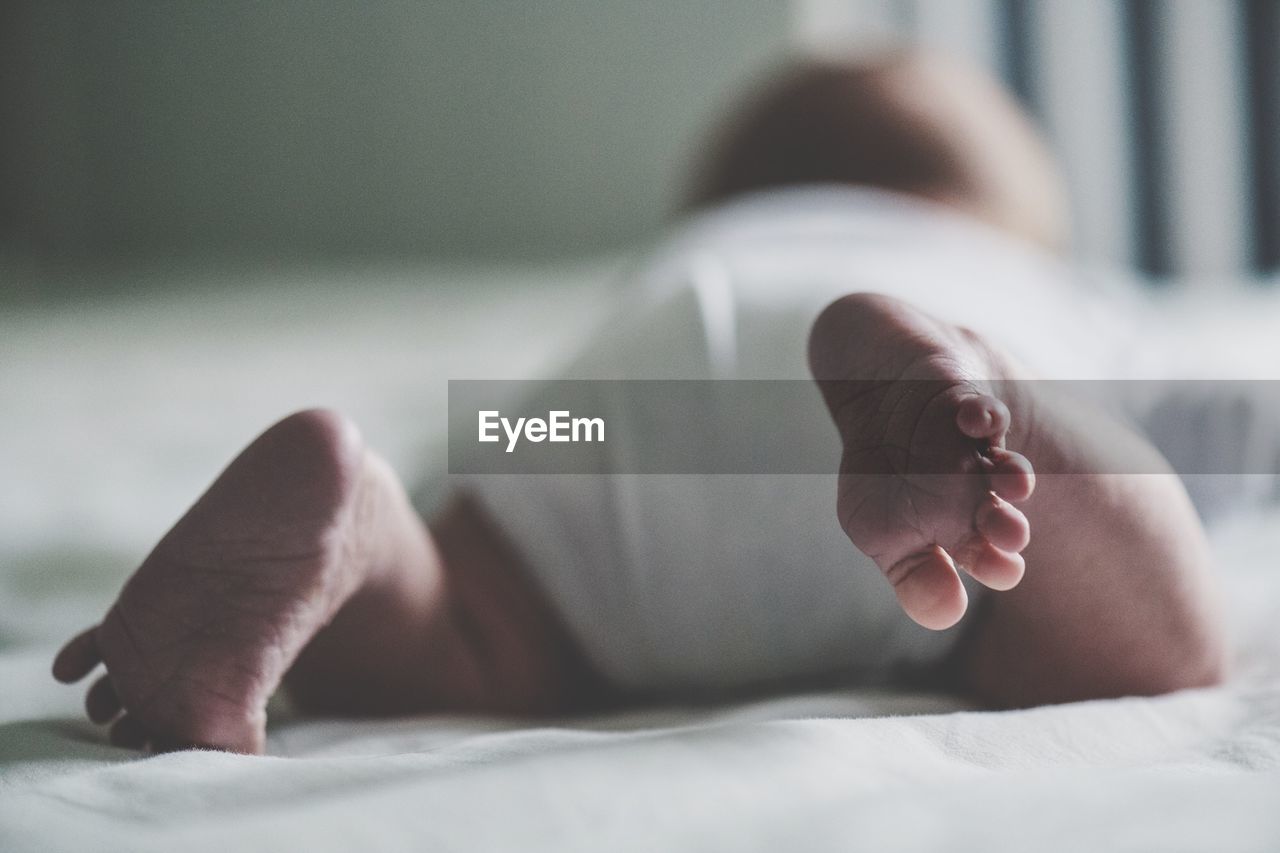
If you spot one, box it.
[1152,1,1251,281]
[905,0,1002,73]
[790,0,908,58]
[1026,0,1135,268]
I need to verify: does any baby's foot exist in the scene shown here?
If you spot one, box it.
[53,409,378,753]
[808,293,1036,630]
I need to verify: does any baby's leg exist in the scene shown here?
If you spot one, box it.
[809,294,1227,706]
[53,409,600,753]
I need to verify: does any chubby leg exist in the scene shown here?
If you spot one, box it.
[53,409,603,753]
[809,293,1227,706]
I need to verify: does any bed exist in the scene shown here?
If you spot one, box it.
[2,262,1279,851]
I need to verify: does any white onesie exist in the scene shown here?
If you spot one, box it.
[445,186,1138,695]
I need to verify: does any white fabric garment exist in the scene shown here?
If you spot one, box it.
[457,187,1136,694]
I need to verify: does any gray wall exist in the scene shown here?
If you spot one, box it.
[2,1,789,263]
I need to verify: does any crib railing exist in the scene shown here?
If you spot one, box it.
[791,0,1278,282]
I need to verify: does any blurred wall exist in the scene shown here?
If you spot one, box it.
[794,0,1280,280]
[1,1,788,264]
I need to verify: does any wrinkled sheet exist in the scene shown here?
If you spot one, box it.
[1,263,1279,852]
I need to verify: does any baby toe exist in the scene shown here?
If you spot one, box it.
[956,394,1010,440]
[960,540,1026,591]
[984,447,1035,502]
[888,546,968,631]
[53,626,102,683]
[975,493,1031,552]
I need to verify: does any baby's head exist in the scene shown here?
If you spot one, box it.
[687,50,1070,252]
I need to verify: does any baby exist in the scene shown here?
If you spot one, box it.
[53,52,1227,754]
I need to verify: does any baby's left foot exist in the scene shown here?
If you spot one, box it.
[52,410,424,753]
[53,408,604,752]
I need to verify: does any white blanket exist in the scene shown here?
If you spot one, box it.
[2,263,1279,852]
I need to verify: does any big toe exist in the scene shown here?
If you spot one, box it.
[889,547,968,630]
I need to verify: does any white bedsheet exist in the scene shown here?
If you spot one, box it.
[2,263,1279,852]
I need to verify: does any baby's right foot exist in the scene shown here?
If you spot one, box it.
[807,293,1036,630]
[809,292,1227,706]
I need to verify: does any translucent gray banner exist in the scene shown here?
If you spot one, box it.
[447,379,1280,476]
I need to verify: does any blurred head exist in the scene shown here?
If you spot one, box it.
[687,51,1070,251]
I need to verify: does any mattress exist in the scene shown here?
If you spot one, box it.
[1,262,1278,852]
